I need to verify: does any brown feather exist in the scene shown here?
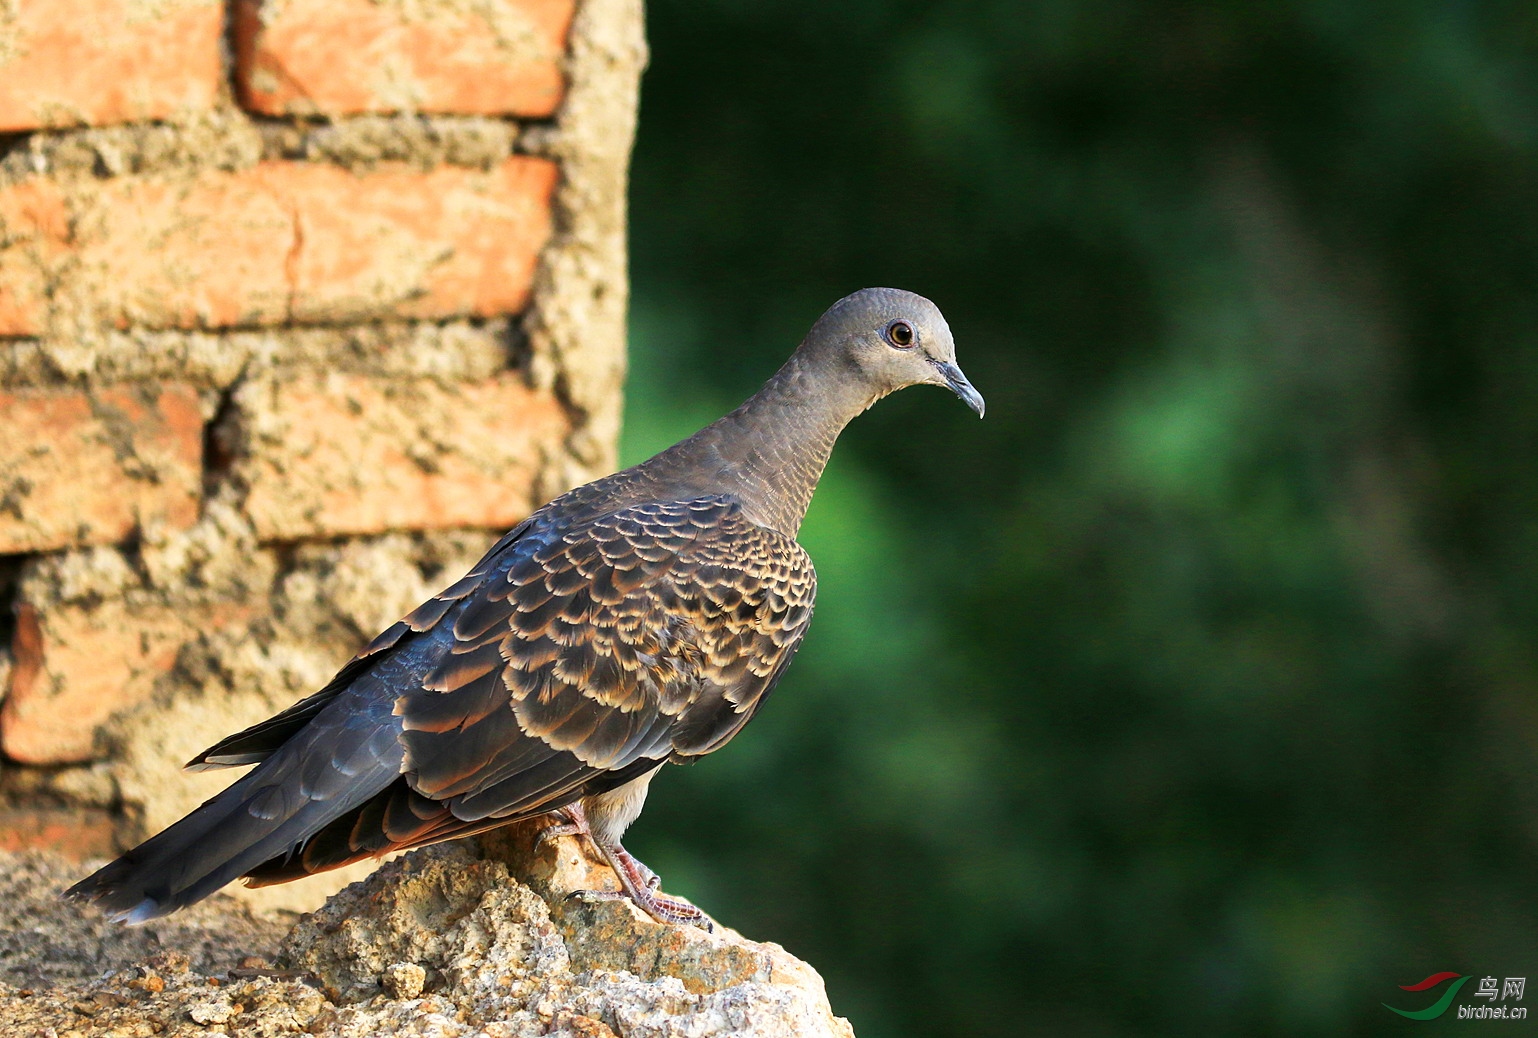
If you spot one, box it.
[394,499,814,824]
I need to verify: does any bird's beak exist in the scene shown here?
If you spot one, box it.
[934,360,985,418]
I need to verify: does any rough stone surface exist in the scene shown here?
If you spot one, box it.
[0,839,854,1037]
[286,829,855,1037]
[235,0,574,118]
[0,0,223,132]
[0,851,289,991]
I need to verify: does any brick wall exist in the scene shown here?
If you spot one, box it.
[0,0,644,910]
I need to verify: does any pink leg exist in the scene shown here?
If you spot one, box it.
[535,804,711,930]
[533,805,588,851]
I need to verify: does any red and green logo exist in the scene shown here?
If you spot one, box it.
[1384,972,1469,1020]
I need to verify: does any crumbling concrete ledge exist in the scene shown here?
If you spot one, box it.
[0,825,854,1037]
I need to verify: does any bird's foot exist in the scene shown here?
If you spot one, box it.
[534,804,609,866]
[571,843,711,931]
[533,812,584,852]
[629,857,662,891]
[567,887,707,928]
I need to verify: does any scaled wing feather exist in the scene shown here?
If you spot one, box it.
[395,496,816,824]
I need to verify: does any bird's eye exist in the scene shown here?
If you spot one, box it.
[885,320,916,348]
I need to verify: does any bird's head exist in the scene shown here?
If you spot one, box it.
[804,287,985,418]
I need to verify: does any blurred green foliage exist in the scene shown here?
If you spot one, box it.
[616,3,1538,1035]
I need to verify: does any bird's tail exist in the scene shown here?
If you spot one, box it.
[63,722,400,922]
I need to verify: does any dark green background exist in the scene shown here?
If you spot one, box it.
[616,3,1538,1035]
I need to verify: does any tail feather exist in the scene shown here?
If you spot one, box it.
[64,783,259,922]
[64,699,403,921]
[242,779,501,885]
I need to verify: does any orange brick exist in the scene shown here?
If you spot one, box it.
[0,179,70,337]
[234,0,573,118]
[0,806,118,859]
[78,171,297,330]
[0,385,203,554]
[274,159,558,323]
[0,158,557,334]
[238,372,570,541]
[0,0,222,131]
[3,597,252,764]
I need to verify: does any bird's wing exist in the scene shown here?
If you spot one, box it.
[396,496,817,823]
[194,498,815,886]
[186,519,538,771]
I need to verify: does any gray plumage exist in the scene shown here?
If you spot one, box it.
[64,287,984,927]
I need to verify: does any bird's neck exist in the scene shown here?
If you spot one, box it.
[650,348,878,537]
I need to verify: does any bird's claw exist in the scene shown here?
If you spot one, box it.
[535,804,599,857]
[645,893,712,930]
[565,887,712,930]
[631,860,661,891]
[534,821,581,853]
[553,818,711,929]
